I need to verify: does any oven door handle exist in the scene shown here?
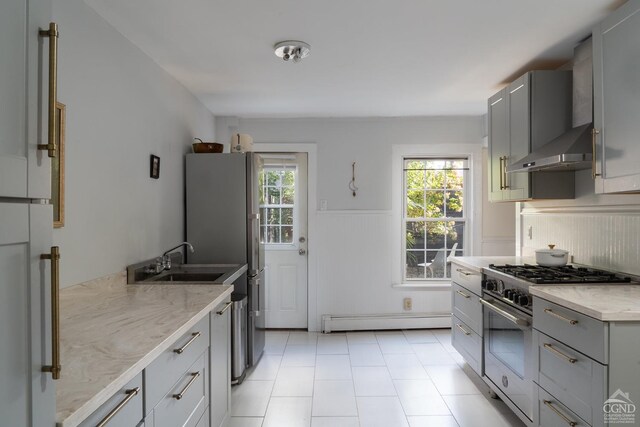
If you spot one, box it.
[480,299,530,327]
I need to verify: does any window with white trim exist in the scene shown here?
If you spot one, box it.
[403,157,467,281]
[259,166,296,244]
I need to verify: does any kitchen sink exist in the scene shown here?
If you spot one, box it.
[149,272,225,282]
[127,257,247,285]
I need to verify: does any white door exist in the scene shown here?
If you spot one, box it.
[260,153,308,329]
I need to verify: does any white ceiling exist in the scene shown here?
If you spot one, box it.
[84,0,622,118]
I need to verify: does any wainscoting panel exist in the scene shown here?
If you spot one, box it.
[315,211,451,327]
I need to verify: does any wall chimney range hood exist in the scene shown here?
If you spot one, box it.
[506,123,594,173]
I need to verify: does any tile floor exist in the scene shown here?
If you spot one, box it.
[229,329,526,427]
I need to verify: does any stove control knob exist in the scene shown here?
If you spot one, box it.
[503,289,512,299]
[518,295,530,306]
[510,291,520,302]
[484,280,496,291]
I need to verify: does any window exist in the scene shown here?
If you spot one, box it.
[403,157,467,281]
[259,166,296,244]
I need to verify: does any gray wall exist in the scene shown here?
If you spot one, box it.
[53,0,215,288]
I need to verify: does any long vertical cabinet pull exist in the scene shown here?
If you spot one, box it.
[499,157,504,189]
[591,128,601,179]
[37,23,59,158]
[41,246,61,379]
[502,156,509,189]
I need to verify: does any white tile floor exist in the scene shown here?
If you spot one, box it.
[230,329,526,427]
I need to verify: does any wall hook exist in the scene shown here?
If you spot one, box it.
[349,162,359,197]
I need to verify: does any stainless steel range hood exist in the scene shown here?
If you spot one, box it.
[506,123,593,172]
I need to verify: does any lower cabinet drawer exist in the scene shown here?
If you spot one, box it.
[535,385,591,427]
[153,351,209,427]
[451,315,482,375]
[533,298,607,364]
[534,330,606,426]
[452,282,482,336]
[146,316,210,411]
[79,373,143,427]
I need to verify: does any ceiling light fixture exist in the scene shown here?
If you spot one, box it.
[274,40,310,63]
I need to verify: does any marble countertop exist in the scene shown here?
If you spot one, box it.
[56,272,233,427]
[449,256,535,272]
[531,285,640,321]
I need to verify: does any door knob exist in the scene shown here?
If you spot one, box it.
[299,249,306,255]
[299,236,306,243]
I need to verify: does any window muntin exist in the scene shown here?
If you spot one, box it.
[259,166,296,244]
[403,158,467,281]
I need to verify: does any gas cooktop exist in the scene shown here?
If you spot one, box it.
[488,264,632,284]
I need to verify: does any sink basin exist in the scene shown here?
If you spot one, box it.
[127,259,248,285]
[150,272,225,282]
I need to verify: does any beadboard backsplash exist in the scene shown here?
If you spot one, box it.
[521,208,640,276]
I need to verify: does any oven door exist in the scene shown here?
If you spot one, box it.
[482,297,533,422]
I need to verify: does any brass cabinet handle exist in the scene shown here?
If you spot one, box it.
[592,128,601,179]
[502,156,509,189]
[543,400,578,427]
[37,23,59,158]
[543,343,578,364]
[456,290,471,299]
[455,323,471,336]
[456,268,475,277]
[173,372,200,400]
[216,301,232,315]
[543,308,578,325]
[173,332,201,354]
[41,246,61,379]
[96,387,140,427]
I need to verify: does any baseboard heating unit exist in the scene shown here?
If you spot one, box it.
[321,313,451,333]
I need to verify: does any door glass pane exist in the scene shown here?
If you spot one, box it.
[260,165,296,245]
[281,226,293,243]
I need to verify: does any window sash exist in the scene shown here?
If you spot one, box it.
[402,156,468,282]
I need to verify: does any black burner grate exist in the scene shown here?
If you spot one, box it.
[488,264,632,284]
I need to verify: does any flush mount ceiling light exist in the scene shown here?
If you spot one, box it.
[274,40,310,63]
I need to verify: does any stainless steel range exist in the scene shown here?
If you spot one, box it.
[480,264,631,425]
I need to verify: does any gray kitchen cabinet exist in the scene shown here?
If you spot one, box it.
[0,0,56,426]
[488,71,574,202]
[489,88,509,201]
[145,316,210,413]
[210,298,232,427]
[450,261,483,376]
[79,373,144,427]
[152,351,209,427]
[593,0,640,194]
[533,297,640,427]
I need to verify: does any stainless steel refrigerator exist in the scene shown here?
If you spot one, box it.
[185,152,265,368]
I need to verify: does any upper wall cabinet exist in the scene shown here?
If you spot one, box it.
[593,0,640,194]
[488,71,575,202]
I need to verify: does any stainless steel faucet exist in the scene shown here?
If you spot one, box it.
[162,242,195,270]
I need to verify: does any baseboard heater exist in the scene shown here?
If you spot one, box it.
[321,313,451,333]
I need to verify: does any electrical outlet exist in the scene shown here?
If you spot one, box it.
[320,199,328,211]
[403,298,412,311]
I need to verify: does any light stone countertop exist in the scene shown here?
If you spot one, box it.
[530,285,640,321]
[56,271,233,427]
[449,256,536,272]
